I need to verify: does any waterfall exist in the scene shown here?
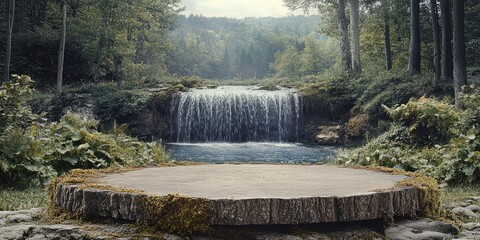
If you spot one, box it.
[169,86,303,143]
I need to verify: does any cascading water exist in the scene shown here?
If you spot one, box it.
[169,86,303,143]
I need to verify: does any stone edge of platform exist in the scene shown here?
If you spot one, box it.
[54,183,421,225]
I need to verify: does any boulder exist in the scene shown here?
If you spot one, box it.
[315,125,344,144]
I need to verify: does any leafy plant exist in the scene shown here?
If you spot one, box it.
[0,77,168,187]
[337,88,480,185]
[384,96,458,145]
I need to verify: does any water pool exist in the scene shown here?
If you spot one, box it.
[164,142,336,164]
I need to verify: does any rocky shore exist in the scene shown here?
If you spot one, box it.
[1,195,479,240]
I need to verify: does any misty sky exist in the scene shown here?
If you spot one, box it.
[180,0,308,18]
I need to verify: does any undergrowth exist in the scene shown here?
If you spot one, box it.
[337,85,480,185]
[0,76,168,187]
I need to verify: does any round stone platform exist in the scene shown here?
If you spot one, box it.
[54,165,421,226]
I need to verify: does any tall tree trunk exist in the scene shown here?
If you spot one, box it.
[431,0,441,86]
[350,0,361,74]
[3,0,15,83]
[408,0,421,75]
[384,2,392,71]
[337,0,351,72]
[440,0,453,82]
[56,0,67,96]
[453,0,466,110]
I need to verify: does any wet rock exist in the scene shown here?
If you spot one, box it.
[315,125,344,145]
[385,218,458,240]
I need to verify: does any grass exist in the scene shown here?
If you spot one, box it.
[443,185,480,203]
[0,187,47,211]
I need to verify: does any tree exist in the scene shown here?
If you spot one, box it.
[282,0,352,72]
[337,0,352,72]
[440,0,453,82]
[453,0,466,109]
[408,0,421,75]
[384,1,392,71]
[56,0,67,96]
[3,0,15,83]
[350,0,361,74]
[430,0,441,86]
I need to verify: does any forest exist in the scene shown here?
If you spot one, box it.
[1,0,480,238]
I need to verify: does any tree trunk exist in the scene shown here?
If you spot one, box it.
[337,0,351,72]
[408,0,421,75]
[453,0,466,110]
[440,0,453,82]
[3,0,15,83]
[56,0,67,96]
[350,0,361,74]
[431,0,441,86]
[384,3,392,71]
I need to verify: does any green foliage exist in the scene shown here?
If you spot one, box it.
[353,70,432,120]
[1,0,181,86]
[0,75,43,131]
[300,70,356,120]
[337,88,480,185]
[384,96,458,145]
[168,15,330,80]
[93,89,151,123]
[0,77,167,187]
[272,38,339,78]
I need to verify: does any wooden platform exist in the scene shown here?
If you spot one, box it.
[54,165,421,225]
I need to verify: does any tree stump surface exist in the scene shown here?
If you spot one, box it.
[55,164,421,225]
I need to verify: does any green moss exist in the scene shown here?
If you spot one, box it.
[142,194,211,236]
[365,166,443,219]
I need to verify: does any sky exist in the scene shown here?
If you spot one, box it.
[180,0,308,19]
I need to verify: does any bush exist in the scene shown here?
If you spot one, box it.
[353,70,432,120]
[94,89,151,123]
[337,88,480,185]
[384,96,458,145]
[0,76,167,187]
[300,70,356,120]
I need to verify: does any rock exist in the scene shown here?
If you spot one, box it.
[315,125,344,144]
[455,230,480,239]
[345,114,369,138]
[255,235,305,240]
[462,222,480,231]
[0,208,43,226]
[4,214,32,224]
[0,224,88,240]
[163,234,183,240]
[385,218,458,240]
[466,205,480,213]
[470,196,480,201]
[452,207,478,218]
[0,224,33,240]
[147,87,169,93]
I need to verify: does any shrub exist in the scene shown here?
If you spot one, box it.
[384,96,458,145]
[337,88,480,185]
[94,89,151,123]
[0,77,167,187]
